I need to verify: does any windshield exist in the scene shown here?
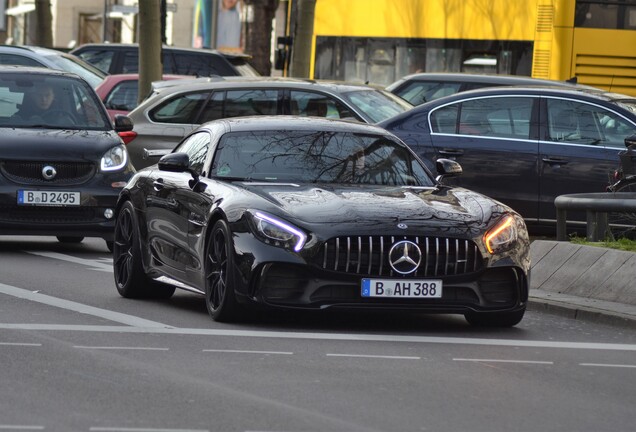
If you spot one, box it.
[0,73,111,130]
[46,54,106,88]
[211,130,434,186]
[342,89,413,123]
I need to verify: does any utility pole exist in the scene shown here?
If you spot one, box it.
[138,0,163,105]
[34,0,54,47]
[288,0,315,78]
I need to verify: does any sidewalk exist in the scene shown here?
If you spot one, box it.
[528,240,636,329]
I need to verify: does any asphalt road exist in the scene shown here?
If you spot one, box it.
[1,236,635,432]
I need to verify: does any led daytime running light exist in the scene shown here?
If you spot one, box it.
[485,215,514,254]
[254,211,307,252]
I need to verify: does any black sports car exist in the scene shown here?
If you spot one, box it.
[0,66,135,250]
[113,116,531,326]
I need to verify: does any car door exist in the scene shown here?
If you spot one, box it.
[427,95,541,220]
[538,97,636,223]
[144,132,212,282]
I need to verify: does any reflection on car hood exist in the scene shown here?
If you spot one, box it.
[241,183,507,234]
[0,128,121,160]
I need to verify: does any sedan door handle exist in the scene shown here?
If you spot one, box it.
[542,157,569,166]
[438,149,464,157]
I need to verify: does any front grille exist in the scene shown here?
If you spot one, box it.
[0,205,97,224]
[314,235,484,277]
[1,161,96,185]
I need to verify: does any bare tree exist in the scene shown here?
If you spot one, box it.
[243,0,279,76]
[138,0,163,105]
[289,0,315,78]
[34,0,54,47]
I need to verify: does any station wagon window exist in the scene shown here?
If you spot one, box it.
[290,91,353,119]
[546,99,636,148]
[198,92,224,122]
[150,92,210,124]
[224,89,278,118]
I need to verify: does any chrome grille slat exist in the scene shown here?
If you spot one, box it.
[316,235,484,277]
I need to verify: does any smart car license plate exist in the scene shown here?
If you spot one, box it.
[17,190,80,206]
[361,279,442,298]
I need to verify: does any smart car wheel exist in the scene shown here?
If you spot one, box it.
[464,308,525,327]
[205,219,241,322]
[113,201,175,299]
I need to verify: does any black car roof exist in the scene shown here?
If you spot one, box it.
[70,43,252,60]
[391,72,577,86]
[0,65,80,78]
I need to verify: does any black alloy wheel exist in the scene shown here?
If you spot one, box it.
[113,201,175,299]
[205,219,241,322]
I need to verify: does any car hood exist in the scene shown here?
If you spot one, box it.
[240,183,508,236]
[0,128,121,160]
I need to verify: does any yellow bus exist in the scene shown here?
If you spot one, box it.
[303,0,636,96]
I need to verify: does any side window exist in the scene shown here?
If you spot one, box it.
[459,97,533,138]
[430,104,459,134]
[547,98,635,148]
[225,89,278,118]
[103,80,139,111]
[174,132,210,174]
[396,81,462,105]
[121,51,139,73]
[149,92,210,124]
[198,92,224,122]
[0,54,43,67]
[75,49,113,74]
[290,91,352,119]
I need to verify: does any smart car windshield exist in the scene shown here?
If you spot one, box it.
[211,130,434,186]
[0,73,111,130]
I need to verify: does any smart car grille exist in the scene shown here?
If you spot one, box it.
[316,236,484,277]
[1,161,96,185]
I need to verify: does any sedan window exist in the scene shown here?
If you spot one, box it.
[459,97,533,138]
[290,91,354,119]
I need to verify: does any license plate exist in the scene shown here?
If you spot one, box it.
[361,278,442,298]
[17,190,80,206]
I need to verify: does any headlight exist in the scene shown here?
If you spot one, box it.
[484,214,517,254]
[101,145,128,172]
[252,211,307,252]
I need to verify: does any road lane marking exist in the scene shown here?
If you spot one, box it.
[0,426,44,430]
[0,342,41,346]
[2,323,636,352]
[26,251,113,272]
[90,428,209,432]
[202,349,293,355]
[74,346,169,351]
[580,363,636,369]
[0,282,172,329]
[326,353,421,360]
[453,358,554,365]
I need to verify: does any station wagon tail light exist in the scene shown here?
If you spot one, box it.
[101,145,128,171]
[484,214,517,254]
[252,211,307,252]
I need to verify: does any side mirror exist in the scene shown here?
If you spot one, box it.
[113,114,133,133]
[625,134,636,149]
[435,158,462,182]
[158,152,199,181]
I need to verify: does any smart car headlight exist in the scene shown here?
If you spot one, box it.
[484,214,517,254]
[101,145,128,171]
[252,211,307,252]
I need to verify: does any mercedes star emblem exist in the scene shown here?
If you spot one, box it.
[42,165,57,180]
[388,240,422,274]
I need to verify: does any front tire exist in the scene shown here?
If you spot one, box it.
[205,219,242,322]
[464,308,525,327]
[113,201,175,299]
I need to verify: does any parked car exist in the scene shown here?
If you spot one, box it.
[113,116,530,326]
[124,76,414,169]
[379,86,636,233]
[96,73,190,120]
[0,66,135,250]
[386,72,584,106]
[0,45,107,88]
[70,43,260,77]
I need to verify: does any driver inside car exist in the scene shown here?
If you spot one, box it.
[13,82,59,122]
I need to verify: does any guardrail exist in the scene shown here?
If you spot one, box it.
[555,192,636,241]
